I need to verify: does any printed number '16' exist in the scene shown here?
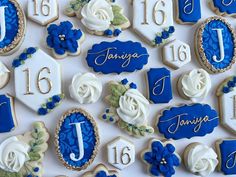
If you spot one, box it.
[33,0,50,16]
[113,146,132,165]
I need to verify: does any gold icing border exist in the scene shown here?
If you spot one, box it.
[0,0,26,55]
[196,16,236,74]
[54,108,100,171]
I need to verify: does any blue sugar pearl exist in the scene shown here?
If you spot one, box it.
[27,47,37,54]
[102,114,107,119]
[155,36,162,44]
[168,26,175,33]
[19,53,27,60]
[38,108,48,115]
[161,31,169,39]
[46,102,55,109]
[27,174,33,177]
[52,95,61,103]
[130,82,137,89]
[104,29,113,36]
[106,109,109,113]
[113,29,122,36]
[223,87,230,93]
[121,78,128,85]
[12,60,21,68]
[228,81,235,87]
[109,117,114,122]
[34,167,40,172]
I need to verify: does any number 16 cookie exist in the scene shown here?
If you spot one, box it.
[12,47,64,115]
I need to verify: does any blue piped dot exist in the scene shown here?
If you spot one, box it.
[161,31,169,39]
[34,167,39,172]
[155,36,162,45]
[52,95,61,103]
[109,117,114,122]
[168,26,175,33]
[27,175,33,177]
[106,109,109,113]
[130,82,137,89]
[228,81,235,87]
[27,47,37,54]
[38,108,48,116]
[104,29,113,36]
[12,59,21,68]
[102,114,107,119]
[223,86,230,93]
[46,101,55,109]
[121,78,128,85]
[19,53,27,60]
[113,29,122,36]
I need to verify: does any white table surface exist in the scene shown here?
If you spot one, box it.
[0,0,235,176]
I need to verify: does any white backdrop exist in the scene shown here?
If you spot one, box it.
[0,0,235,176]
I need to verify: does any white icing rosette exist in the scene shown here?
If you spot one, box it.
[69,73,102,104]
[184,143,218,177]
[179,69,211,102]
[116,89,149,126]
[0,136,30,173]
[81,0,114,32]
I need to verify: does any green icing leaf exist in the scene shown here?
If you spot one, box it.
[0,169,23,177]
[107,83,128,107]
[111,5,128,26]
[29,152,41,161]
[65,0,90,15]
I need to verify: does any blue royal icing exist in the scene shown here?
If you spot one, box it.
[177,0,201,23]
[143,140,180,177]
[86,40,149,74]
[95,171,117,177]
[56,109,99,169]
[212,0,236,15]
[201,18,235,71]
[147,68,172,104]
[0,94,16,133]
[217,139,236,175]
[157,104,219,140]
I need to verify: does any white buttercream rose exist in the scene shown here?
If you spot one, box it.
[185,143,218,177]
[69,73,102,104]
[81,0,114,31]
[0,136,30,172]
[181,69,211,102]
[116,89,149,125]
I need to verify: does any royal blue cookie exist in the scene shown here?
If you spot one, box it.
[196,17,236,73]
[146,68,172,104]
[157,104,219,140]
[0,94,17,133]
[86,40,149,74]
[0,0,26,55]
[210,0,236,17]
[55,108,99,171]
[176,0,201,24]
[216,139,236,175]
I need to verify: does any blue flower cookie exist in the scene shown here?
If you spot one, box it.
[141,139,181,177]
[47,21,85,59]
[0,94,17,133]
[82,164,119,177]
[195,16,236,73]
[209,0,236,17]
[55,108,100,171]
[0,0,26,55]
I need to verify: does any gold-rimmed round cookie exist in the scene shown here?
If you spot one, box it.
[0,0,26,56]
[195,16,236,73]
[55,108,100,171]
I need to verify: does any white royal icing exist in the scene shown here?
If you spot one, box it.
[81,0,114,32]
[0,61,10,89]
[186,143,218,177]
[0,136,30,173]
[181,69,211,102]
[116,89,149,126]
[0,6,7,42]
[69,73,102,104]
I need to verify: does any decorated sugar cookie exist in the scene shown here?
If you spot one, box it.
[163,39,191,70]
[132,0,175,46]
[55,108,99,171]
[183,142,218,177]
[69,73,102,104]
[141,139,181,177]
[65,0,130,37]
[0,62,10,89]
[107,137,135,170]
[82,164,119,177]
[27,0,59,25]
[101,79,154,137]
[216,76,236,134]
[0,122,49,177]
[146,68,172,104]
[195,17,236,73]
[86,40,149,74]
[176,0,201,24]
[177,69,211,102]
[12,47,64,115]
[209,0,236,17]
[0,0,26,55]
[157,104,219,140]
[0,94,17,133]
[47,21,85,59]
[215,139,236,175]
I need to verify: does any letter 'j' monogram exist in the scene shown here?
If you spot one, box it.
[212,28,225,63]
[0,6,7,42]
[69,122,85,161]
